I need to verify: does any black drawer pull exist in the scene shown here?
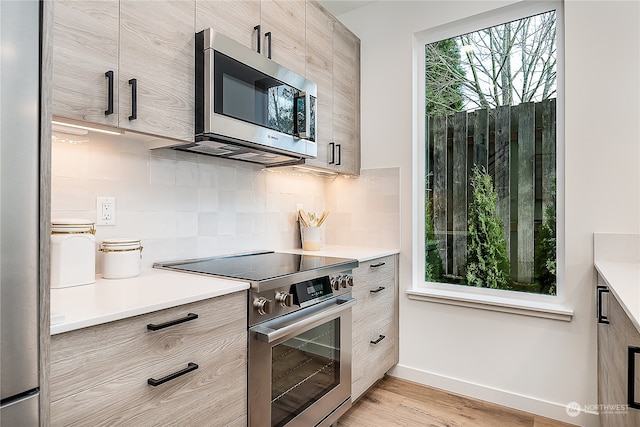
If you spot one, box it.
[370,262,386,268]
[147,313,198,331]
[597,286,609,324]
[629,347,640,409]
[370,335,385,345]
[148,362,198,387]
[254,25,261,53]
[105,70,114,115]
[265,31,272,59]
[370,286,386,294]
[128,78,137,120]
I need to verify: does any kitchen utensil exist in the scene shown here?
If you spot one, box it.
[316,210,330,227]
[298,209,311,227]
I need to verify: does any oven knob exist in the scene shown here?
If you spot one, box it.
[253,297,272,316]
[331,276,340,291]
[340,275,348,288]
[346,275,354,287]
[275,291,293,307]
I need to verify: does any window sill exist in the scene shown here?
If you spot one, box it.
[406,288,574,321]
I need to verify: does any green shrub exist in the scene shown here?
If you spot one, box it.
[466,165,511,289]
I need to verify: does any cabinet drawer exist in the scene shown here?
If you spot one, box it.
[352,256,396,288]
[51,328,247,426]
[51,291,246,401]
[352,280,395,340]
[352,320,397,401]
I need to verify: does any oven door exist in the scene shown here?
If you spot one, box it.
[249,296,355,427]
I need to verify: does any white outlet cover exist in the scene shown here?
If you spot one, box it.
[97,196,116,226]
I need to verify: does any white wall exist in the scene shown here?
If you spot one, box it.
[339,1,640,425]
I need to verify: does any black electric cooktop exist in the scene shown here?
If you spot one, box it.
[154,251,357,284]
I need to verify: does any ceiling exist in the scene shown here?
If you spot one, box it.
[317,0,376,17]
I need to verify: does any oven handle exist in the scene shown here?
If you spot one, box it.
[253,297,356,343]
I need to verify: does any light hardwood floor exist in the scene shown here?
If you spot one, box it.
[337,376,577,427]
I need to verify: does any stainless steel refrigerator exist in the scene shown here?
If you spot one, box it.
[0,0,42,425]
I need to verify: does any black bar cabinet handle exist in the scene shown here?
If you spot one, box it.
[336,144,342,166]
[328,142,335,164]
[104,70,114,116]
[370,335,385,345]
[370,262,386,268]
[370,286,386,294]
[147,362,198,387]
[128,78,137,120]
[147,313,198,331]
[254,25,261,53]
[597,286,609,324]
[265,31,272,59]
[629,347,640,409]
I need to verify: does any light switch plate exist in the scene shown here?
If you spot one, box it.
[97,196,116,226]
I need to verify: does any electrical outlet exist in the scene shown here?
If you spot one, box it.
[97,197,116,226]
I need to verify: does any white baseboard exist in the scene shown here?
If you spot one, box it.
[388,364,600,427]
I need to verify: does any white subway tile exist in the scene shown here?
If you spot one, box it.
[149,157,176,185]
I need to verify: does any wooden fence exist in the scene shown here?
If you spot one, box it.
[427,99,556,284]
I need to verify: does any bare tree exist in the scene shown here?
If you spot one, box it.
[455,10,556,110]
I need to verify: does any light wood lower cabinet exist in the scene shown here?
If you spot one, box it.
[351,255,398,401]
[597,282,640,426]
[50,292,247,426]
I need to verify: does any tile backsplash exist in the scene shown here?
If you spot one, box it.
[51,131,399,271]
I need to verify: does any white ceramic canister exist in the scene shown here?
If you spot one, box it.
[99,238,143,279]
[50,219,96,288]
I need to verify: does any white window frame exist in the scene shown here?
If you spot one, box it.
[410,0,572,321]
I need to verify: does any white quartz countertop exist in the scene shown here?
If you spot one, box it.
[595,261,640,333]
[594,233,640,333]
[50,246,400,335]
[280,245,399,262]
[50,268,249,335]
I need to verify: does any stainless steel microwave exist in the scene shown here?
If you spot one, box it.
[181,28,317,166]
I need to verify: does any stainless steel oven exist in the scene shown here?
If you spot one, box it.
[249,287,355,427]
[154,251,358,427]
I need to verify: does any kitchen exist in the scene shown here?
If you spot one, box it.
[0,1,638,427]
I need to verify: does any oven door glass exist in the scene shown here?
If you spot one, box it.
[214,51,295,135]
[271,319,341,427]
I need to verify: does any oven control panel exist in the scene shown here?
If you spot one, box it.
[250,271,353,325]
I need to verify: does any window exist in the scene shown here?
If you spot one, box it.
[419,3,561,298]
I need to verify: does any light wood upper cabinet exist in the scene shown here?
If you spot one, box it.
[332,21,361,175]
[52,0,195,142]
[52,0,119,127]
[52,0,358,156]
[304,0,333,170]
[196,0,305,75]
[196,0,261,50]
[260,0,306,76]
[118,0,195,141]
[303,3,361,175]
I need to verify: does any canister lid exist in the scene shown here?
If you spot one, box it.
[102,238,141,246]
[100,238,142,251]
[51,218,96,234]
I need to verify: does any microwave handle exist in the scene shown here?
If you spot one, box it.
[252,296,356,343]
